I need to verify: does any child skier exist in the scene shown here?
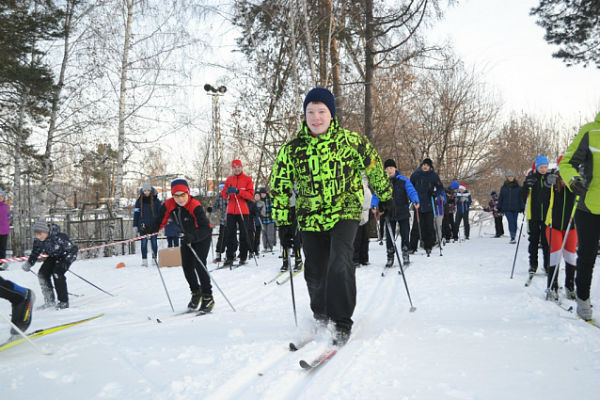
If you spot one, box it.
[142,178,214,313]
[543,166,577,301]
[22,221,78,309]
[484,191,504,238]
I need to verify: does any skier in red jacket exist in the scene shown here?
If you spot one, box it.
[221,160,255,267]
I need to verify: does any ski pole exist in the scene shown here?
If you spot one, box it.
[510,189,530,279]
[415,206,423,249]
[385,220,416,312]
[233,194,259,266]
[431,196,443,256]
[373,209,383,245]
[67,270,115,297]
[547,196,579,298]
[0,310,51,355]
[187,243,236,312]
[151,257,175,312]
[284,246,298,326]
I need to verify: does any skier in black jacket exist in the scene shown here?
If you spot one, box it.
[409,158,444,256]
[22,221,78,309]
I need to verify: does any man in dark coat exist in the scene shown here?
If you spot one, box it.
[133,183,162,266]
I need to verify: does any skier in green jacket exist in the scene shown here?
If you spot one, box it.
[270,87,394,344]
[559,111,600,321]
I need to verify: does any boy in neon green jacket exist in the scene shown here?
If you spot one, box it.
[559,111,600,321]
[271,88,393,344]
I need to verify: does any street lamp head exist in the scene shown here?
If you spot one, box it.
[218,86,227,94]
[204,84,214,92]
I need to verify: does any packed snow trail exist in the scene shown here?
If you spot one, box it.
[1,218,599,399]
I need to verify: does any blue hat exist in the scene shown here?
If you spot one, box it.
[535,155,549,168]
[303,87,336,118]
[450,181,459,190]
[0,190,5,196]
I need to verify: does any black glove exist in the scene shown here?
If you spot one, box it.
[139,225,151,235]
[524,175,537,188]
[206,206,213,213]
[226,187,239,195]
[544,174,557,187]
[379,199,396,219]
[570,176,587,196]
[182,234,192,245]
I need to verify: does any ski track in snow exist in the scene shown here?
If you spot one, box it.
[1,215,599,399]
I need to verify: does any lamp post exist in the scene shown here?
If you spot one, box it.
[204,84,227,194]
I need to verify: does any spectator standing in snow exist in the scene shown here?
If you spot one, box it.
[372,159,419,267]
[443,181,459,242]
[0,276,34,335]
[22,221,78,309]
[250,193,264,257]
[270,87,393,344]
[523,155,552,278]
[498,171,523,243]
[221,160,254,267]
[0,190,10,270]
[133,183,162,266]
[453,184,472,240]
[484,191,504,238]
[164,217,181,248]
[208,182,228,263]
[142,178,214,313]
[259,188,276,252]
[409,158,444,256]
[559,111,600,321]
[543,165,577,301]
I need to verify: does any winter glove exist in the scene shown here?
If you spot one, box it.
[22,262,33,272]
[379,199,396,219]
[226,187,239,195]
[182,234,192,246]
[570,176,587,197]
[544,174,557,187]
[139,225,152,235]
[524,175,537,188]
[206,206,213,213]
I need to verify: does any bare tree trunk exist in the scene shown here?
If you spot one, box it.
[41,1,75,213]
[364,0,375,139]
[326,0,343,122]
[289,0,301,127]
[317,0,329,85]
[12,94,29,257]
[113,0,134,209]
[301,0,317,86]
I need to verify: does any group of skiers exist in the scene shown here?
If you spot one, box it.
[1,88,598,344]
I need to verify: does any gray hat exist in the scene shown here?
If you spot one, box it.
[32,221,49,233]
[141,183,152,192]
[505,170,515,178]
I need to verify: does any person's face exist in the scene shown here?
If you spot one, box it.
[507,175,514,181]
[421,163,430,172]
[143,190,151,196]
[173,191,189,206]
[385,166,396,178]
[233,165,243,175]
[260,192,266,198]
[254,193,260,201]
[537,165,548,174]
[305,102,332,135]
[35,231,49,241]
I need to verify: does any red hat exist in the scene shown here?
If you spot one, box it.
[232,159,242,168]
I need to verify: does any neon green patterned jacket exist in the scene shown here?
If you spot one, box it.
[270,118,392,232]
[559,111,600,215]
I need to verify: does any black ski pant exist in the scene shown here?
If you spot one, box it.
[385,218,410,258]
[301,220,358,332]
[215,224,227,254]
[528,220,550,272]
[252,224,261,254]
[352,223,370,264]
[180,238,212,296]
[574,210,600,301]
[0,276,28,305]
[494,216,504,236]
[409,211,435,251]
[442,212,455,240]
[0,234,7,259]
[454,211,470,239]
[167,236,179,248]
[225,214,250,261]
[38,257,69,304]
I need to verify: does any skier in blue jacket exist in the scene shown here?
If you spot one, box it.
[372,159,420,266]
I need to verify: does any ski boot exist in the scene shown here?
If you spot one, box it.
[385,258,393,268]
[294,249,303,271]
[426,249,431,257]
[141,258,148,267]
[565,287,576,300]
[223,259,234,269]
[199,295,215,314]
[546,288,559,302]
[576,296,592,321]
[56,301,69,310]
[188,290,202,310]
[332,325,351,346]
[238,259,247,266]
[10,289,34,335]
[213,253,222,263]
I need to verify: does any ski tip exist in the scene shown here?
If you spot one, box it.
[156,318,163,323]
[289,342,299,352]
[409,307,417,313]
[299,360,311,369]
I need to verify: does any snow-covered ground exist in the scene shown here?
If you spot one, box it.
[1,216,599,400]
